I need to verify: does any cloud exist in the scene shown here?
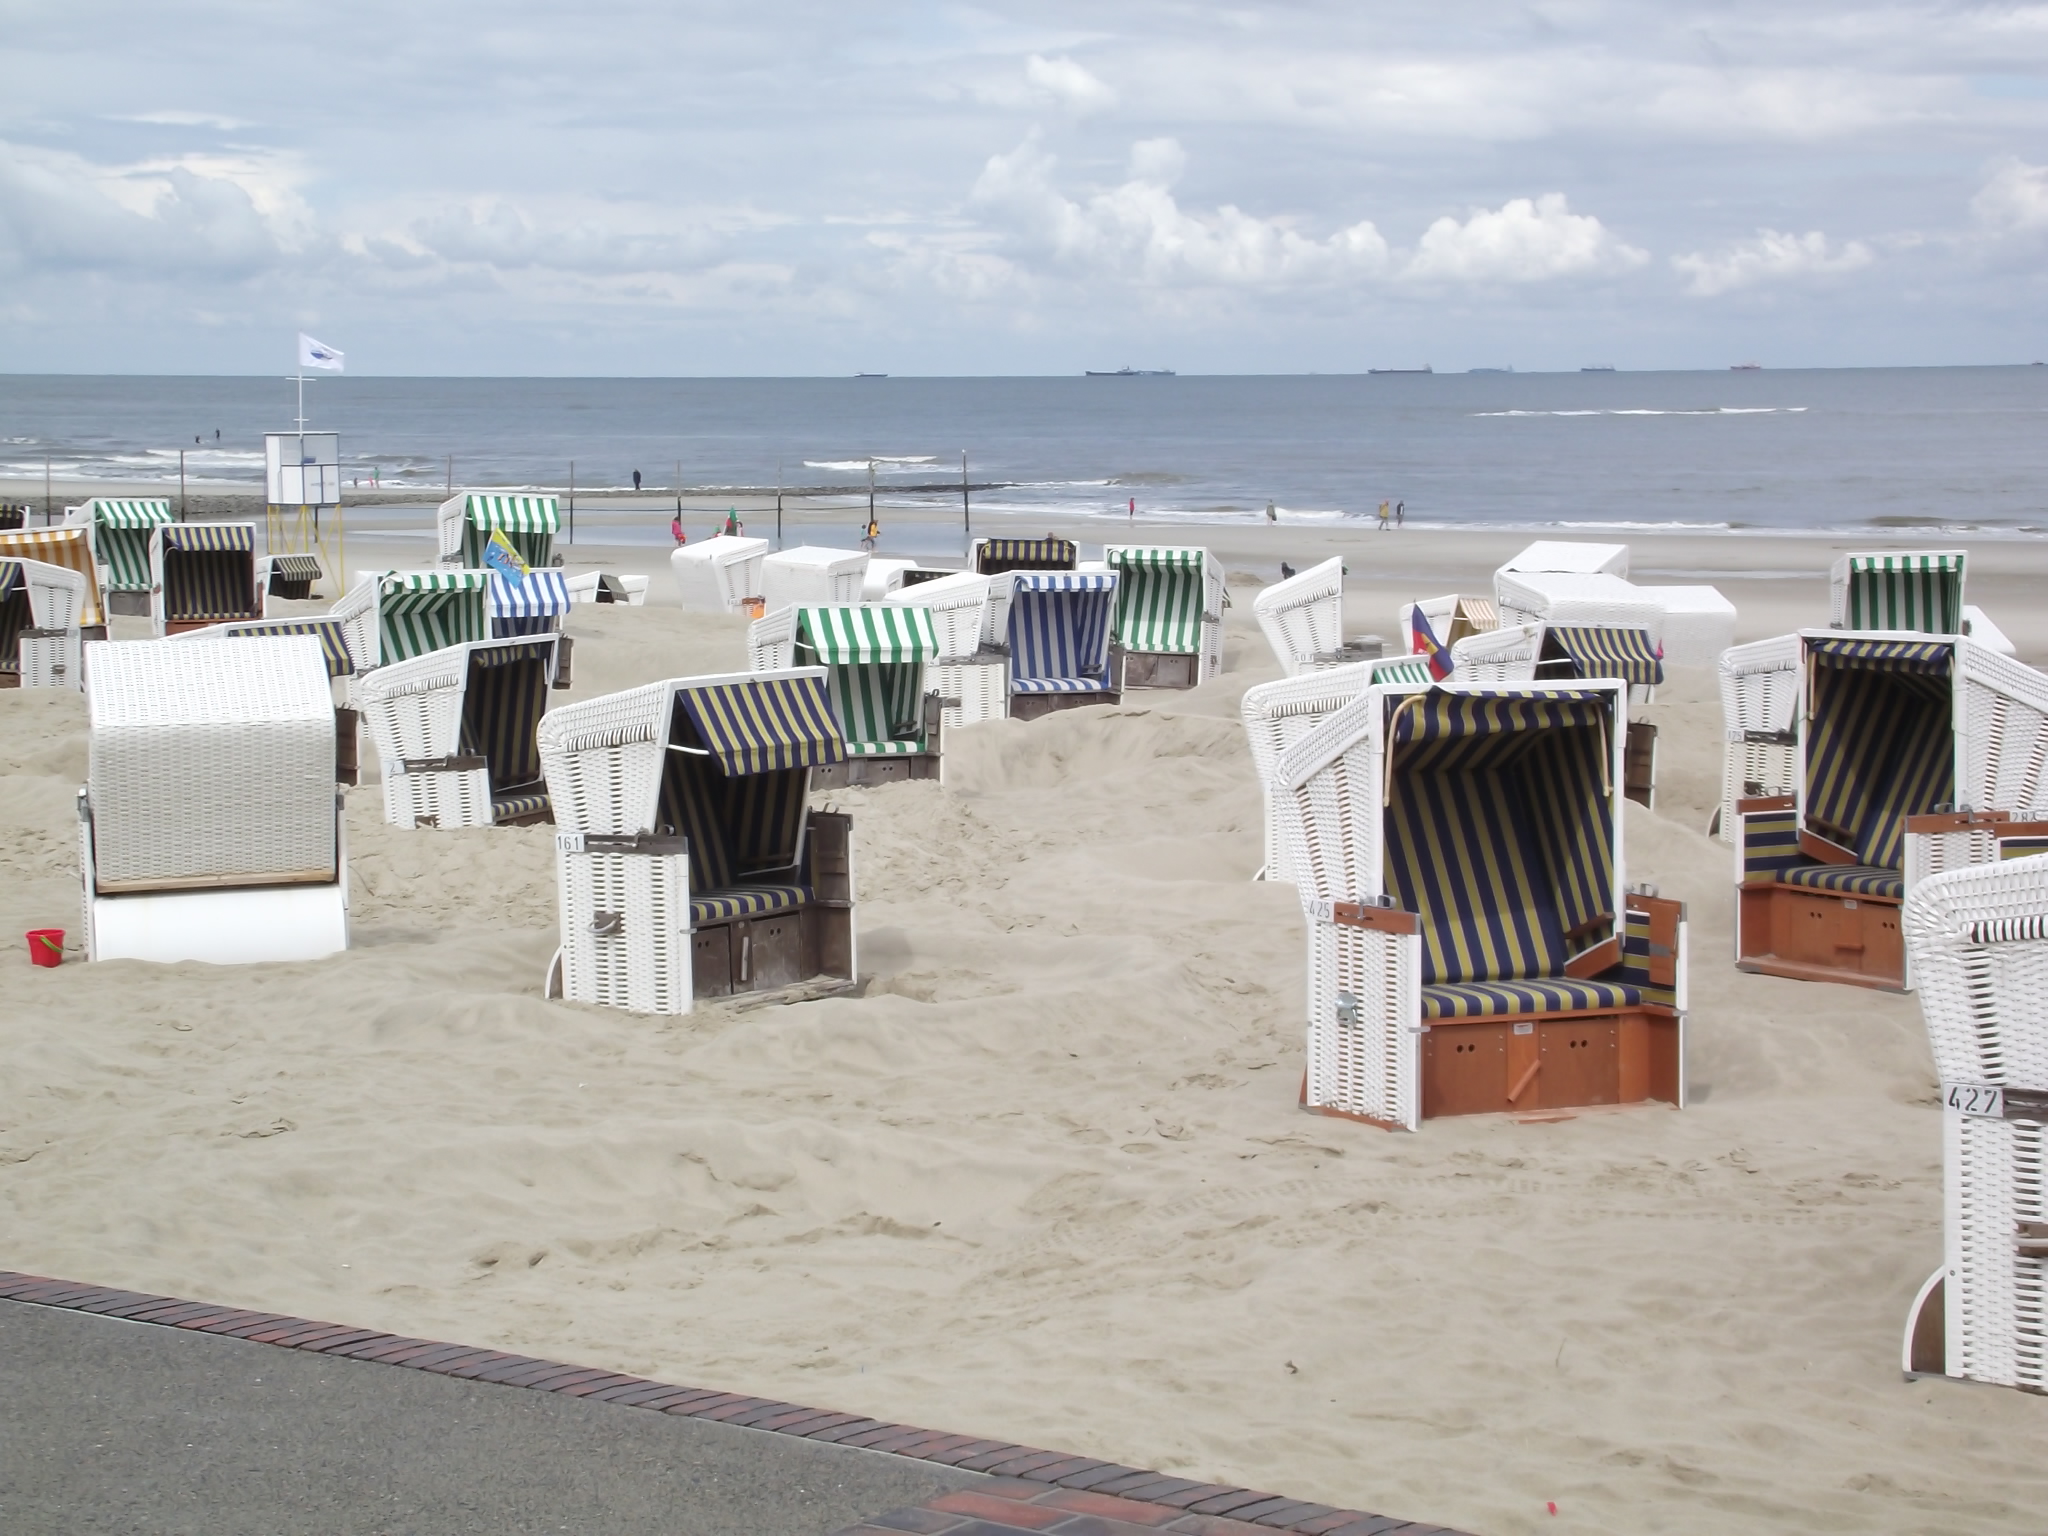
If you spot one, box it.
[1671,228,1874,297]
[966,132,1389,288]
[1404,194,1647,284]
[117,111,254,131]
[1972,158,2048,234]
[1024,55,1115,114]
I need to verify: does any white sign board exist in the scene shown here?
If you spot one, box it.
[265,432,341,508]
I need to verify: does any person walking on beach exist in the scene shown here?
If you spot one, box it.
[1377,499,1391,531]
[1395,500,1404,527]
[724,507,741,537]
[1128,496,1135,522]
[671,512,686,546]
[633,469,642,492]
[1266,500,1277,523]
[862,513,881,550]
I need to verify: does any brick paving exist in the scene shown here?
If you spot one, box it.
[0,1269,1471,1536]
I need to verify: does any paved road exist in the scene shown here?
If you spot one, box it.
[0,1299,981,1535]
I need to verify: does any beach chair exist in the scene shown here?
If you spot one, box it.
[1900,853,2048,1389]
[149,522,262,635]
[971,535,1076,576]
[761,546,869,609]
[565,572,649,605]
[1450,621,1541,684]
[1241,663,1378,884]
[1400,594,1498,653]
[1500,540,1630,579]
[0,557,89,691]
[1829,549,2011,654]
[1006,570,1120,720]
[747,604,942,785]
[438,493,559,569]
[885,571,1006,727]
[670,534,769,613]
[1494,570,1663,637]
[0,525,106,635]
[1102,545,1226,690]
[262,553,324,600]
[537,669,855,1014]
[1715,635,1802,843]
[68,498,171,615]
[356,635,561,829]
[1255,557,1373,676]
[331,570,490,676]
[1274,678,1687,1127]
[489,567,573,637]
[1524,624,1664,806]
[78,635,348,964]
[1733,633,2048,990]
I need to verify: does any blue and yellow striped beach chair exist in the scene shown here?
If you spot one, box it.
[149,521,263,635]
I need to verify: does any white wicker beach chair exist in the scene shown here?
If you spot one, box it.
[670,535,769,613]
[761,546,869,609]
[1399,594,1497,656]
[1241,663,1378,885]
[149,521,262,636]
[1102,545,1227,690]
[885,571,1005,727]
[1,557,88,691]
[1500,540,1630,578]
[537,669,855,1014]
[1450,622,1542,684]
[1274,677,1686,1128]
[1733,632,2048,990]
[438,493,560,569]
[1255,557,1363,676]
[565,572,649,605]
[67,498,171,616]
[1900,854,2048,1389]
[1647,586,1737,668]
[0,525,106,632]
[1493,570,1664,637]
[1716,634,1802,843]
[746,604,942,785]
[78,635,348,964]
[1006,570,1120,720]
[356,634,561,830]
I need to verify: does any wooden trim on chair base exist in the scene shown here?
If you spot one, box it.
[1297,1071,1402,1131]
[1420,1006,1680,1120]
[1737,881,1905,991]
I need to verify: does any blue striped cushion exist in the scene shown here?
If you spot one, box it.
[691,883,809,924]
[491,792,551,825]
[1011,676,1112,694]
[1782,864,1903,898]
[1422,978,1643,1020]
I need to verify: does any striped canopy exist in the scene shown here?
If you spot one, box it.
[461,641,556,803]
[0,527,102,627]
[269,554,322,582]
[1371,656,1434,685]
[0,561,18,600]
[794,606,937,753]
[1542,625,1664,687]
[1809,635,1952,671]
[380,571,489,661]
[1008,572,1116,693]
[677,674,847,777]
[457,495,559,568]
[488,568,573,636]
[1385,688,1616,986]
[0,563,26,671]
[1804,639,1955,869]
[976,537,1077,575]
[220,618,355,677]
[1107,547,1205,655]
[1843,552,1964,634]
[88,498,173,529]
[161,522,255,553]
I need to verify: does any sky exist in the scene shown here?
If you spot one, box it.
[2,1,2047,375]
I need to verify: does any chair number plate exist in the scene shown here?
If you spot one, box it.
[1945,1083,2004,1118]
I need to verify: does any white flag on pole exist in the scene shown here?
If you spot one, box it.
[298,333,345,372]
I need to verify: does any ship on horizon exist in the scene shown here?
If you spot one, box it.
[1368,364,1433,375]
[1085,366,1175,376]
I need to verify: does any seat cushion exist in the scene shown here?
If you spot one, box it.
[691,883,810,925]
[1782,863,1903,899]
[491,791,552,825]
[1422,978,1644,1020]
[1010,676,1111,694]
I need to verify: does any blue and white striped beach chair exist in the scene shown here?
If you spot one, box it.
[489,567,573,637]
[1006,570,1120,720]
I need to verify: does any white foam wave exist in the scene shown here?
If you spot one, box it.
[1475,406,1808,418]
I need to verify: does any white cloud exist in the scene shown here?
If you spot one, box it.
[1404,194,1647,284]
[1671,228,1874,297]
[1024,55,1115,114]
[1972,158,2048,234]
[117,110,254,131]
[966,132,1389,288]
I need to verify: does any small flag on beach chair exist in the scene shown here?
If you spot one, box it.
[1411,609,1453,680]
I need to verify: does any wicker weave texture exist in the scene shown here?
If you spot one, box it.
[745,607,799,672]
[85,636,336,887]
[18,629,81,690]
[669,536,768,612]
[557,843,692,1015]
[1253,557,1344,677]
[1241,663,1377,885]
[1947,1112,2048,1389]
[1307,909,1421,1128]
[1716,633,1801,844]
[20,557,88,633]
[926,660,1006,727]
[1451,622,1540,684]
[761,547,867,610]
[325,578,384,671]
[1493,571,1665,642]
[885,573,993,664]
[537,682,673,835]
[1906,857,2048,1089]
[358,641,492,830]
[1958,645,2048,814]
[382,765,492,830]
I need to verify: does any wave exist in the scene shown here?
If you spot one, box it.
[1474,406,1808,418]
[801,457,938,472]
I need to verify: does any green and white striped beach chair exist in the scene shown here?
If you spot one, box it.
[331,570,491,677]
[1831,551,1965,633]
[1275,677,1687,1128]
[1102,545,1226,690]
[538,669,856,1014]
[885,571,1006,727]
[70,498,171,615]
[438,493,559,569]
[747,604,942,785]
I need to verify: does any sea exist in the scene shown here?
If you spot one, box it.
[3,368,2046,543]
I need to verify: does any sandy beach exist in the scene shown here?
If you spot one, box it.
[6,507,2048,1534]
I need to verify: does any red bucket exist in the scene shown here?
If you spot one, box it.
[27,929,64,968]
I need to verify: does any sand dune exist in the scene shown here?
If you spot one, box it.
[6,535,2048,1536]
